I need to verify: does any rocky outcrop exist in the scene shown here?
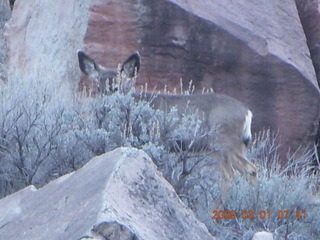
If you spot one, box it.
[1,1,319,238]
[296,0,320,85]
[295,0,320,159]
[4,0,90,92]
[3,0,320,164]
[81,0,320,164]
[0,147,215,240]
[252,231,273,240]
[2,0,320,164]
[0,0,10,84]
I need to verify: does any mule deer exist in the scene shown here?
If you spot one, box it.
[77,51,257,183]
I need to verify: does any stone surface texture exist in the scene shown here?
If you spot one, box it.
[0,0,10,84]
[252,231,274,240]
[5,0,90,92]
[0,147,215,240]
[296,0,320,85]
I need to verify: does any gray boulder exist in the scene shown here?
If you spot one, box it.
[0,147,215,240]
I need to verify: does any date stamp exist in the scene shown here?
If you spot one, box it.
[211,210,307,220]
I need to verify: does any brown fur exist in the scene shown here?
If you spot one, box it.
[77,50,257,186]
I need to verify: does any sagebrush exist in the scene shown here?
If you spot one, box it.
[0,81,319,240]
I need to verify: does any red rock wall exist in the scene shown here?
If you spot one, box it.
[82,0,320,164]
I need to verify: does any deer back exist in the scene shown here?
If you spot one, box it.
[78,50,257,182]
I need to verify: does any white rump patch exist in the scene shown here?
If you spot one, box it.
[243,110,252,143]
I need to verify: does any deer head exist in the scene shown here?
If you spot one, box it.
[78,51,140,95]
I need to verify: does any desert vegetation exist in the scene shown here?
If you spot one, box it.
[0,78,319,239]
[215,130,320,239]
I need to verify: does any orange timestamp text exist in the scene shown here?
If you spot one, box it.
[211,210,307,220]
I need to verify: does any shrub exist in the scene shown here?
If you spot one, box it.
[0,79,319,240]
[0,81,77,196]
[212,129,320,240]
[70,91,166,160]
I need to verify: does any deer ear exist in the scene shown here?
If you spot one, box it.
[120,52,140,78]
[78,51,100,77]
